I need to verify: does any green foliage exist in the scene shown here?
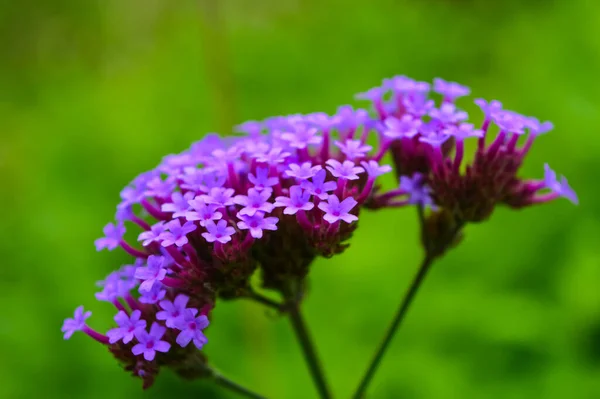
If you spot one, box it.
[1,0,598,397]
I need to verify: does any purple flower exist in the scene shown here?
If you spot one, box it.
[360,160,393,177]
[492,110,525,134]
[383,115,422,139]
[543,164,578,205]
[156,294,190,328]
[280,125,322,149]
[325,159,364,180]
[305,112,341,130]
[186,198,223,226]
[285,162,322,180]
[255,147,291,164]
[95,270,135,302]
[429,103,468,124]
[403,94,435,116]
[199,187,236,207]
[160,219,197,247]
[138,222,166,246]
[135,255,168,292]
[197,168,228,192]
[180,168,206,192]
[274,186,315,215]
[383,75,416,93]
[355,86,385,102]
[175,309,210,349]
[144,176,176,199]
[62,306,91,340]
[107,310,147,344]
[443,123,484,140]
[237,212,279,239]
[524,117,554,135]
[318,195,358,224]
[234,188,274,216]
[132,323,171,361]
[474,98,503,117]
[418,121,450,148]
[400,173,434,206]
[202,220,236,244]
[161,191,195,217]
[94,223,125,251]
[433,78,471,100]
[235,120,263,136]
[301,169,337,200]
[334,139,373,159]
[334,105,371,131]
[249,167,279,191]
[138,284,166,304]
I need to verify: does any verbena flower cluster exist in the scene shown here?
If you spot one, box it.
[63,75,577,388]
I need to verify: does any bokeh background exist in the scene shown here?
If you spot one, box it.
[1,0,599,398]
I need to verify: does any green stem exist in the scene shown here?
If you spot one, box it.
[287,301,333,399]
[245,289,284,311]
[351,254,434,399]
[208,368,268,399]
[351,208,463,398]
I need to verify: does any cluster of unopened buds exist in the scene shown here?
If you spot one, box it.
[63,75,577,396]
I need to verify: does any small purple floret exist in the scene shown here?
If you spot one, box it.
[234,188,274,216]
[237,212,279,239]
[160,219,197,247]
[301,169,337,200]
[202,220,236,244]
[175,309,210,349]
[285,162,323,180]
[95,223,125,251]
[135,255,168,292]
[318,195,358,224]
[274,186,315,215]
[107,310,147,344]
[325,160,364,180]
[132,322,171,361]
[156,294,191,328]
[186,198,223,226]
[543,164,578,205]
[62,306,91,340]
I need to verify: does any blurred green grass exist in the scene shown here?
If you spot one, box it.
[1,0,599,398]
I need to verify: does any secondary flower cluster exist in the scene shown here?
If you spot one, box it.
[357,76,577,222]
[63,74,577,388]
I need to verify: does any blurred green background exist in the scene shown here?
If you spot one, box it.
[1,0,599,398]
